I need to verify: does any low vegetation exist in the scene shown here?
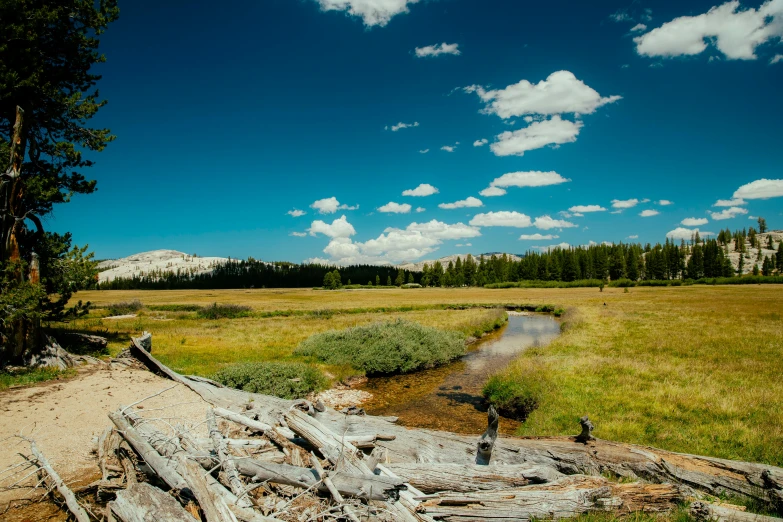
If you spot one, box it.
[196,303,252,319]
[211,361,327,399]
[106,299,144,316]
[295,319,467,375]
[0,367,76,391]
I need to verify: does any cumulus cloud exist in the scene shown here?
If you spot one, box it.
[569,204,607,213]
[465,70,621,119]
[290,232,307,237]
[419,149,430,154]
[534,215,578,230]
[315,0,419,27]
[611,198,639,209]
[657,199,673,205]
[469,211,532,228]
[378,202,412,214]
[405,220,481,239]
[308,215,356,238]
[733,178,783,199]
[519,233,559,240]
[634,0,783,60]
[713,197,746,206]
[386,121,419,131]
[627,234,639,239]
[439,197,483,209]
[310,197,358,214]
[402,183,439,197]
[455,243,472,247]
[533,242,571,251]
[415,42,460,57]
[667,227,715,240]
[710,206,749,220]
[473,138,489,147]
[681,217,709,226]
[479,186,507,197]
[630,23,648,32]
[287,209,306,217]
[415,207,425,213]
[440,143,458,152]
[490,116,583,156]
[639,209,660,217]
[772,54,783,64]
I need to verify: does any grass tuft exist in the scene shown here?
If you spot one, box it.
[106,299,143,316]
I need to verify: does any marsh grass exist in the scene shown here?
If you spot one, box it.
[196,303,252,319]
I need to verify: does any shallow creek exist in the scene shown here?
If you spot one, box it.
[357,314,561,435]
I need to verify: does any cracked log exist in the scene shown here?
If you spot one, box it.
[109,482,197,522]
[385,463,565,493]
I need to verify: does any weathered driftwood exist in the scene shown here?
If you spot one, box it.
[375,463,436,522]
[179,456,238,522]
[61,332,108,352]
[417,475,682,522]
[385,463,564,493]
[208,410,252,509]
[109,482,197,522]
[690,501,782,522]
[575,415,595,443]
[30,439,91,522]
[476,405,499,465]
[214,407,273,433]
[310,452,361,522]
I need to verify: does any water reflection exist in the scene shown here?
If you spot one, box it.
[358,315,560,435]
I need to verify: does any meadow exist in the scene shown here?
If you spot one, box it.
[58,285,783,466]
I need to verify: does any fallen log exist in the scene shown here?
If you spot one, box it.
[179,456,238,522]
[109,482,197,522]
[214,407,272,433]
[476,406,498,465]
[208,410,252,508]
[30,439,91,522]
[385,463,564,493]
[689,501,782,522]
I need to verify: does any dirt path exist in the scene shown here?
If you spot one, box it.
[0,365,209,520]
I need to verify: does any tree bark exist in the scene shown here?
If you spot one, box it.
[109,482,197,522]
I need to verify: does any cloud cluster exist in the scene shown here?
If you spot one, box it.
[667,227,715,240]
[465,70,621,118]
[681,217,709,226]
[308,215,357,238]
[315,0,419,27]
[386,121,419,131]
[490,116,583,156]
[287,209,306,217]
[470,211,532,228]
[519,233,559,240]
[415,42,460,57]
[440,142,459,152]
[402,183,439,196]
[611,198,639,209]
[569,204,606,213]
[639,209,660,217]
[710,206,748,220]
[713,197,745,207]
[534,215,578,230]
[378,201,412,213]
[310,197,359,214]
[657,199,673,205]
[634,0,783,60]
[480,171,570,197]
[473,138,489,147]
[439,196,483,209]
[733,178,783,199]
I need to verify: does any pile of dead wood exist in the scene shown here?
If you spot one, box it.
[13,334,783,521]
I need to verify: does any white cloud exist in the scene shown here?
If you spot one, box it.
[733,178,783,199]
[627,234,639,239]
[315,0,419,27]
[440,143,458,152]
[378,202,412,214]
[415,207,425,213]
[490,116,583,156]
[465,70,621,119]
[519,233,559,240]
[681,217,709,226]
[387,121,419,132]
[479,186,507,197]
[569,204,607,213]
[533,242,571,251]
[419,149,430,154]
[290,232,307,237]
[657,199,673,205]
[713,197,746,206]
[610,12,632,22]
[634,0,783,60]
[473,138,489,147]
[772,54,783,64]
[455,243,472,247]
[439,196,483,209]
[610,210,623,215]
[415,42,460,57]
[630,23,648,32]
[639,209,660,217]
[710,206,749,220]
[405,220,481,239]
[485,171,571,194]
[470,211,532,228]
[641,198,651,203]
[310,197,358,214]
[402,183,439,197]
[534,215,578,230]
[611,198,639,209]
[572,212,585,217]
[667,227,715,240]
[308,215,357,238]
[287,209,306,217]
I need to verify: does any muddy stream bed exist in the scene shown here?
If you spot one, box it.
[356,314,560,435]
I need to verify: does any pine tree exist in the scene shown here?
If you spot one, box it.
[777,243,783,271]
[375,274,380,286]
[407,272,414,284]
[767,235,774,250]
[386,275,392,286]
[761,256,773,276]
[737,251,745,276]
[752,264,760,276]
[757,217,767,234]
[395,269,405,286]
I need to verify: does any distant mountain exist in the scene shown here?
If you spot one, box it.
[97,250,230,283]
[397,253,523,272]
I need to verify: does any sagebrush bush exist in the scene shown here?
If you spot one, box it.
[196,303,252,319]
[211,361,326,399]
[147,304,202,312]
[295,319,466,375]
[106,300,143,316]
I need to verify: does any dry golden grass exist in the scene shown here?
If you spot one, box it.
[68,285,783,464]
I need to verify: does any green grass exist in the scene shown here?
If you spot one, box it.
[295,319,467,375]
[104,299,144,316]
[0,367,76,391]
[211,361,327,399]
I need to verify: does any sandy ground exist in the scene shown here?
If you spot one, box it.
[0,365,209,520]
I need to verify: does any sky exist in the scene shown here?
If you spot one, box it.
[49,0,783,264]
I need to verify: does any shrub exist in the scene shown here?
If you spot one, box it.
[147,304,202,312]
[483,371,542,421]
[196,303,252,319]
[106,300,143,316]
[295,319,466,375]
[211,361,327,399]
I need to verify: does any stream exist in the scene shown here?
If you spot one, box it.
[357,314,561,435]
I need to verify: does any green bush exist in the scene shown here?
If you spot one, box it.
[211,361,327,399]
[196,303,252,319]
[295,319,466,375]
[106,300,143,316]
[482,372,541,421]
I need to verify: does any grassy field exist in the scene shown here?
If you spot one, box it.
[59,285,783,465]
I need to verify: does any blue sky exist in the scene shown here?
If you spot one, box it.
[49,0,783,263]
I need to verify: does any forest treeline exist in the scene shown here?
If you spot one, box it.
[97,227,783,290]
